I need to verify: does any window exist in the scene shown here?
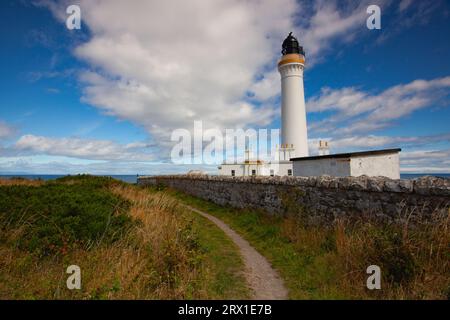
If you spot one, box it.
[270,169,274,177]
[287,169,292,176]
[251,169,256,176]
[231,170,235,176]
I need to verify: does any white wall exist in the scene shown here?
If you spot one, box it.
[219,162,293,176]
[268,162,293,176]
[293,158,351,177]
[350,153,400,179]
[218,164,244,176]
[293,153,400,178]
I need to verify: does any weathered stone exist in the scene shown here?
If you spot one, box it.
[337,177,351,190]
[366,177,384,192]
[414,176,450,196]
[397,179,413,192]
[317,175,333,188]
[305,176,318,187]
[349,176,368,190]
[384,180,402,192]
[137,174,450,221]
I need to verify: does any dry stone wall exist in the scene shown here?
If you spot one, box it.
[137,175,450,221]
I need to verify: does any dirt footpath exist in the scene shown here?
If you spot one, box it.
[185,205,288,300]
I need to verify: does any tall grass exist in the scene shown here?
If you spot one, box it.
[171,189,450,300]
[281,209,449,299]
[0,177,131,256]
[108,184,205,299]
[0,176,248,299]
[0,178,43,186]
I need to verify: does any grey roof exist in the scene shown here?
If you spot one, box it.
[290,148,401,161]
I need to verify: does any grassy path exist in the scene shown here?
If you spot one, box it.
[183,206,250,299]
[185,205,288,300]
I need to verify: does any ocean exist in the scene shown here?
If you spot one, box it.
[0,173,449,184]
[0,174,140,184]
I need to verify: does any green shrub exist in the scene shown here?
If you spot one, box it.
[0,175,132,256]
[370,227,417,284]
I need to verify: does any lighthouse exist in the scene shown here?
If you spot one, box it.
[216,32,402,178]
[278,32,309,158]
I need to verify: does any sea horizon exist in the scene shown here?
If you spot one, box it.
[1,173,449,184]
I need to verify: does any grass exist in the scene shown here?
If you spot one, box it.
[169,188,450,300]
[2,175,446,300]
[0,175,132,257]
[0,175,248,299]
[0,177,43,186]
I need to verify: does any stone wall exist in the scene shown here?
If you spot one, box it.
[137,174,450,221]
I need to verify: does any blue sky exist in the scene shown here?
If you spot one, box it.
[0,0,449,174]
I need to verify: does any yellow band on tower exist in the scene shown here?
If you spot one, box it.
[278,53,305,67]
[278,57,305,66]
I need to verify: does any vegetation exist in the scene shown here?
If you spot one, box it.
[0,176,248,299]
[0,177,44,187]
[0,175,131,257]
[170,189,450,300]
[1,175,447,300]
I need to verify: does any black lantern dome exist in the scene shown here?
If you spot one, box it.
[281,32,305,56]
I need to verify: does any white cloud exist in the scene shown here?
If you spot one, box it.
[248,70,281,102]
[399,149,450,173]
[398,0,413,12]
[298,0,376,64]
[66,0,298,148]
[376,0,444,44]
[38,0,388,143]
[401,149,450,162]
[29,0,449,175]
[248,0,383,102]
[12,135,154,161]
[0,121,16,139]
[307,132,450,154]
[306,133,450,173]
[307,77,450,135]
[0,156,215,175]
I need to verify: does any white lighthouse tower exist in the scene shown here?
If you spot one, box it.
[216,32,401,179]
[278,32,309,158]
